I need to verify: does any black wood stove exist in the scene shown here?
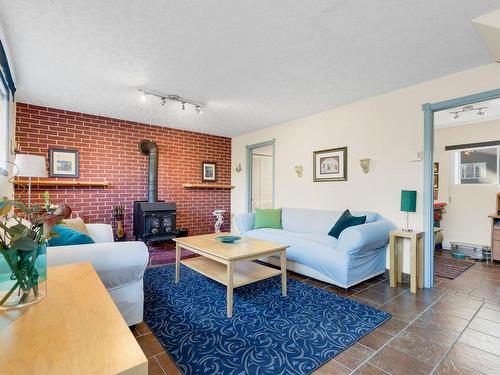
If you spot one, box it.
[133,140,177,243]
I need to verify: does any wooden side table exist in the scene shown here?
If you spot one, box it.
[389,229,424,293]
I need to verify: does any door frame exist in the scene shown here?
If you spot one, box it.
[246,139,276,213]
[422,88,500,288]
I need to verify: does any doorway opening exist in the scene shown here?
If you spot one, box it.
[246,140,275,212]
[422,88,500,288]
[432,97,500,281]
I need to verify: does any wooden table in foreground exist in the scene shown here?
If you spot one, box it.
[174,233,288,318]
[0,262,147,375]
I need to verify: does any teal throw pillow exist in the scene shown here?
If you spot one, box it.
[48,225,95,247]
[254,208,282,229]
[328,209,366,238]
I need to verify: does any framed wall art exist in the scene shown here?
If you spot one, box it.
[202,161,217,182]
[313,147,347,182]
[49,148,79,178]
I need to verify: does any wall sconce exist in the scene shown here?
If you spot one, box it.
[295,165,303,177]
[10,140,19,155]
[235,163,242,173]
[359,159,370,173]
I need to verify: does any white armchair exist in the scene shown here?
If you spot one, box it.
[47,223,149,326]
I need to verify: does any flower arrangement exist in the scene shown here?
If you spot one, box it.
[0,192,71,308]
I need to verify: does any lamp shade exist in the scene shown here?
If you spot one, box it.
[400,190,417,213]
[14,154,47,178]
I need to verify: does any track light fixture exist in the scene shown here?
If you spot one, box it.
[450,105,488,120]
[138,89,203,114]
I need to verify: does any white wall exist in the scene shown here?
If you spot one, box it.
[231,63,500,273]
[435,120,500,248]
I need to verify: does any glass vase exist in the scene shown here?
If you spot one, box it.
[0,244,47,309]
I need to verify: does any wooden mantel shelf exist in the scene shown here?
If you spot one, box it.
[14,179,111,188]
[182,183,235,189]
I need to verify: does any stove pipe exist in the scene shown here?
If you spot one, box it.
[139,140,158,203]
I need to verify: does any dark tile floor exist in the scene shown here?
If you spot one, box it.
[131,253,500,374]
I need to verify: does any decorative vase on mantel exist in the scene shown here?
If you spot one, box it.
[0,194,71,310]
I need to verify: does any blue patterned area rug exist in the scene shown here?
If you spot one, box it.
[144,265,390,375]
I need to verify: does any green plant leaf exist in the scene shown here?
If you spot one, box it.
[6,223,29,237]
[31,204,42,213]
[10,200,29,212]
[10,237,38,252]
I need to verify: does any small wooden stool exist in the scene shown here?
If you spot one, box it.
[389,229,424,293]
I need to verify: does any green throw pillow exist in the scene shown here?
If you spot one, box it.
[254,208,282,229]
[328,209,366,239]
[48,225,95,247]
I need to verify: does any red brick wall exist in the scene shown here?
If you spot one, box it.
[15,102,231,238]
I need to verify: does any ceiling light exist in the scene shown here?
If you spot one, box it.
[449,105,488,121]
[137,89,203,113]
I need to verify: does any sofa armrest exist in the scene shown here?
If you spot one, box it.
[337,220,396,254]
[235,213,255,234]
[47,241,149,289]
[86,223,114,243]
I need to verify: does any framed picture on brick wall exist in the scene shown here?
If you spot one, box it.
[49,148,79,178]
[202,161,216,182]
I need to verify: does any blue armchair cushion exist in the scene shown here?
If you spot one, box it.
[328,209,366,239]
[48,225,95,247]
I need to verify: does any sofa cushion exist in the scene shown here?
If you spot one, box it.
[48,225,95,247]
[61,217,90,235]
[352,211,379,223]
[282,208,342,234]
[281,208,379,234]
[298,232,338,248]
[246,228,337,248]
[328,210,366,239]
[254,208,282,229]
[47,241,149,289]
[244,228,348,280]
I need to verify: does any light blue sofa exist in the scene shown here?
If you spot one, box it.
[235,208,395,289]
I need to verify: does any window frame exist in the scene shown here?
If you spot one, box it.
[0,40,16,177]
[453,145,500,186]
[0,75,8,176]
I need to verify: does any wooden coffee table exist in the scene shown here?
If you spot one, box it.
[174,233,288,318]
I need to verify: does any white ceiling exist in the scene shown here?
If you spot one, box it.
[1,1,499,137]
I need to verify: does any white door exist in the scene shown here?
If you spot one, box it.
[251,145,274,211]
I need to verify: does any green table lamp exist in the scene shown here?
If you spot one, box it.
[401,190,417,232]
